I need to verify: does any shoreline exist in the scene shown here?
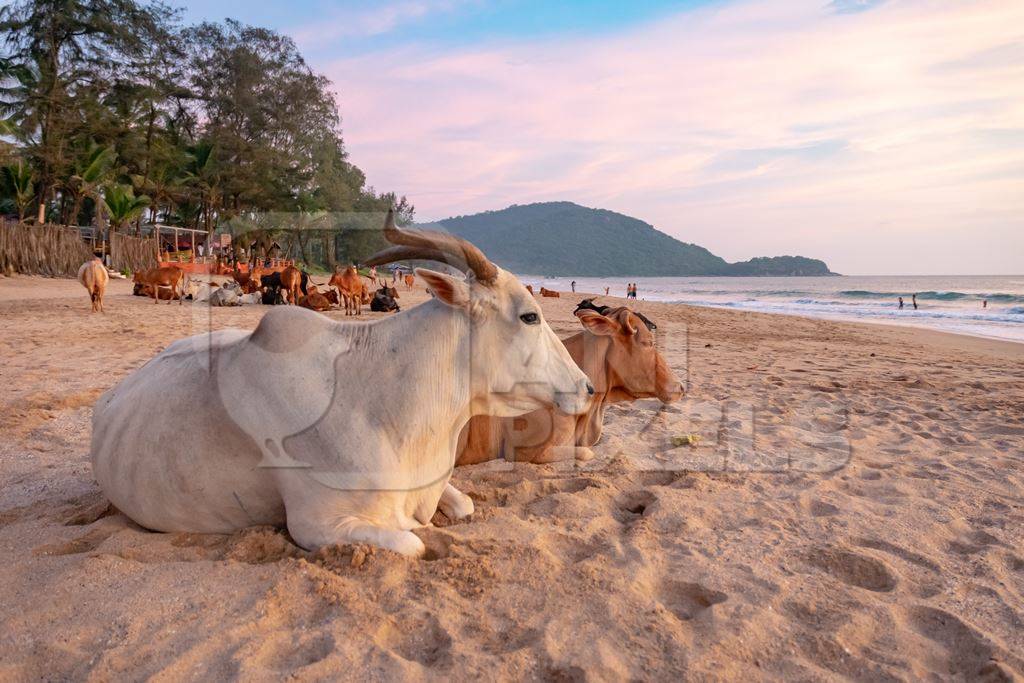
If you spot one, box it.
[562,284,1024,352]
[668,298,1024,347]
[520,273,1024,345]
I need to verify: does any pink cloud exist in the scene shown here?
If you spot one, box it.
[323,0,1024,274]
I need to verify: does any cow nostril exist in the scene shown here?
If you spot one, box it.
[586,382,595,396]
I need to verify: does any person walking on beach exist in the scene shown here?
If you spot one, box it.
[571,280,576,293]
[912,293,918,310]
[898,296,904,309]
[605,287,610,296]
[633,283,639,300]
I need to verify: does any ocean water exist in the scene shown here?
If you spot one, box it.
[518,275,1024,343]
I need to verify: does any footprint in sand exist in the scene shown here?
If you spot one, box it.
[853,537,944,598]
[903,605,1020,679]
[248,632,336,673]
[32,526,119,556]
[613,490,658,524]
[947,528,1001,556]
[658,580,728,621]
[805,546,898,592]
[802,499,840,517]
[377,612,453,667]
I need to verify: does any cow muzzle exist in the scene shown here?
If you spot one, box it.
[553,376,594,416]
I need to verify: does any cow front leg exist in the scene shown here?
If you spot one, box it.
[289,516,425,557]
[438,482,474,520]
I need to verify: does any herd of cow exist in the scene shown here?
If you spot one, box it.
[78,259,406,314]
[86,210,684,557]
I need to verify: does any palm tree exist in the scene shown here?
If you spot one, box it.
[183,140,220,234]
[66,141,117,225]
[131,162,184,228]
[103,184,150,231]
[1,160,35,221]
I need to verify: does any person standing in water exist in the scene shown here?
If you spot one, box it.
[605,286,610,296]
[571,280,576,293]
[983,300,988,309]
[898,296,904,309]
[912,293,918,310]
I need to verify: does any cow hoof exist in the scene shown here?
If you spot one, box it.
[574,447,595,462]
[393,531,426,557]
[438,484,474,520]
[439,496,474,520]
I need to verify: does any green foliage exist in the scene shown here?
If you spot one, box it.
[1,159,34,220]
[722,255,835,276]
[66,140,117,224]
[438,202,835,277]
[103,183,149,229]
[0,0,412,265]
[438,202,729,276]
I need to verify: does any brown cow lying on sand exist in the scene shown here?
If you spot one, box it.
[299,290,333,312]
[133,267,184,305]
[322,288,340,307]
[134,283,177,300]
[456,307,683,465]
[77,258,109,313]
[540,287,559,298]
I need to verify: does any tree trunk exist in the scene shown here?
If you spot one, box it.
[322,233,336,270]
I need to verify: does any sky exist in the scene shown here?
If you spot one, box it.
[179,0,1024,275]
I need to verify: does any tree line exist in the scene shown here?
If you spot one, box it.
[0,0,412,268]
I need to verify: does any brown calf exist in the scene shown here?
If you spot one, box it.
[299,290,333,312]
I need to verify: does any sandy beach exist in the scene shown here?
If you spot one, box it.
[1,274,1022,681]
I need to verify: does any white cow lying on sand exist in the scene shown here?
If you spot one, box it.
[91,211,592,556]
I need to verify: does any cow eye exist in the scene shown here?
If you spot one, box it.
[519,312,539,325]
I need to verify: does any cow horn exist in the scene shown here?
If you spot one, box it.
[364,209,498,283]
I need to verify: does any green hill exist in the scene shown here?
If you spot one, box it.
[428,202,834,277]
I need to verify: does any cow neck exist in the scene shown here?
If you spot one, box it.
[562,329,613,447]
[329,297,473,425]
[561,330,613,396]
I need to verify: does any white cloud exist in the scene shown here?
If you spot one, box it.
[322,0,1024,274]
[290,0,472,47]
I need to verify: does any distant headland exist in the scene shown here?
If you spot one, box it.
[428,201,836,277]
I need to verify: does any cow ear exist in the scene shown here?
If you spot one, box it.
[415,268,470,308]
[576,309,620,336]
[622,313,638,336]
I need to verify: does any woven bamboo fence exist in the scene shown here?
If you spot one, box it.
[0,221,94,277]
[0,220,157,277]
[110,232,157,274]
